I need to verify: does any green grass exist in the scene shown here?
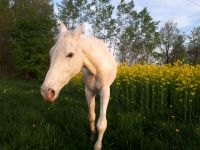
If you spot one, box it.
[0,77,200,150]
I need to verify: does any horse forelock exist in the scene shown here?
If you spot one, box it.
[55,30,74,42]
[52,30,81,57]
[55,31,71,46]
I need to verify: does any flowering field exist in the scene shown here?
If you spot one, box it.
[71,62,200,123]
[111,62,200,123]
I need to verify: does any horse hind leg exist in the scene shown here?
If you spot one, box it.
[94,86,110,150]
[85,86,97,141]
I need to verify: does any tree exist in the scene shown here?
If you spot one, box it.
[159,20,183,64]
[132,8,160,63]
[170,34,187,63]
[115,0,136,63]
[86,0,114,40]
[116,0,160,64]
[0,0,15,72]
[11,0,56,79]
[187,26,200,64]
[57,0,87,30]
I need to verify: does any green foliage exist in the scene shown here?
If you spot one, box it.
[115,0,137,62]
[57,0,87,29]
[137,8,160,61]
[86,0,114,39]
[159,20,186,64]
[115,1,160,63]
[188,26,200,64]
[171,35,187,63]
[0,0,15,72]
[11,0,56,79]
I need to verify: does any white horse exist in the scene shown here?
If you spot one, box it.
[41,23,117,150]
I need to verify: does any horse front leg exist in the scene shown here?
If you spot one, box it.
[94,86,110,150]
[85,86,97,141]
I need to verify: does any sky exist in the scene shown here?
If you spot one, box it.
[53,0,200,33]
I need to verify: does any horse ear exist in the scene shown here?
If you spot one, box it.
[74,23,85,39]
[58,22,67,33]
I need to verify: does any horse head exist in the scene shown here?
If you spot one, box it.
[41,23,84,101]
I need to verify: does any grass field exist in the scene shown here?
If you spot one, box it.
[0,77,200,150]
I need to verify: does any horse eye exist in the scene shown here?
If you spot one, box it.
[66,52,74,58]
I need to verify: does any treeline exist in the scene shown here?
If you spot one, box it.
[0,0,55,79]
[0,0,200,79]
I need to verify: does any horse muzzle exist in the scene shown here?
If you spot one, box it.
[41,86,57,102]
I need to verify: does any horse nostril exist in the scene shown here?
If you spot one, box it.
[47,88,55,100]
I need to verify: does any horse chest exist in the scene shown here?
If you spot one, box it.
[82,67,100,92]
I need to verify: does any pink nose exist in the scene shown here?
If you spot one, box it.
[47,88,55,100]
[41,87,55,102]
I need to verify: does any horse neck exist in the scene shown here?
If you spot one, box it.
[82,53,97,75]
[80,36,102,75]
